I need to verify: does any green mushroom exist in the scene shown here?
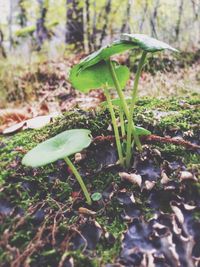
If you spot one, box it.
[22,129,92,205]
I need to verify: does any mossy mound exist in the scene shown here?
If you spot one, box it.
[0,95,200,266]
[130,49,200,74]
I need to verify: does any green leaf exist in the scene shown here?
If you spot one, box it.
[77,40,137,72]
[91,192,102,201]
[123,124,151,136]
[134,126,151,136]
[121,34,178,53]
[70,61,130,93]
[22,129,92,167]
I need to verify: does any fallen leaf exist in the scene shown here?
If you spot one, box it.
[78,207,96,216]
[3,113,60,134]
[119,172,142,187]
[179,171,198,182]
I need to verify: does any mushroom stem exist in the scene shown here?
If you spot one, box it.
[64,157,92,205]
[126,51,147,168]
[104,85,124,167]
[107,59,142,151]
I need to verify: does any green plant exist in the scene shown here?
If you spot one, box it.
[120,34,178,166]
[70,34,177,168]
[101,98,151,138]
[22,129,92,205]
[70,60,130,167]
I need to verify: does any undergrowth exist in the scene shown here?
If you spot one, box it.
[0,96,199,266]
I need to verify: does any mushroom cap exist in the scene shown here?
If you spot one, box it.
[22,129,92,167]
[70,61,130,93]
[121,33,178,53]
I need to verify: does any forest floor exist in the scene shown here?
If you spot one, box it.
[0,49,200,131]
[0,96,200,266]
[0,51,200,267]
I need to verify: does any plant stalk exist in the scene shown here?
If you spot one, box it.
[119,108,125,137]
[104,85,124,167]
[126,51,147,167]
[107,59,142,150]
[64,157,92,205]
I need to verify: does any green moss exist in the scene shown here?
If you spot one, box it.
[0,96,199,266]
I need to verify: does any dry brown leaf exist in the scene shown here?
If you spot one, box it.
[0,109,30,133]
[3,113,60,134]
[119,172,142,187]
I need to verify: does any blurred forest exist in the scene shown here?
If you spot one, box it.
[0,0,200,111]
[0,0,200,59]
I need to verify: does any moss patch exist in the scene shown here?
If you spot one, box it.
[0,96,199,266]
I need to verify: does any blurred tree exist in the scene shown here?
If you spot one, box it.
[18,0,27,27]
[150,0,159,38]
[85,0,92,52]
[36,0,49,50]
[65,0,84,49]
[121,0,132,33]
[99,0,112,48]
[139,0,149,32]
[1,0,200,55]
[0,29,6,58]
[90,1,97,50]
[8,0,14,50]
[175,0,184,42]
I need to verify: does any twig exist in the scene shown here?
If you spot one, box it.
[93,134,200,151]
[141,134,200,150]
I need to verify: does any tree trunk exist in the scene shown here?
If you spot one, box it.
[191,0,198,20]
[65,0,84,49]
[18,0,27,27]
[0,29,7,58]
[91,1,97,50]
[8,0,13,50]
[175,0,184,42]
[150,0,160,38]
[83,0,91,53]
[139,0,148,32]
[36,0,49,50]
[121,0,132,33]
[86,0,92,52]
[99,0,112,47]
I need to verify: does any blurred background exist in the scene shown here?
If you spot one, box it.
[0,0,200,119]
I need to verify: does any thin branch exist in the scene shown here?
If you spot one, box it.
[93,134,200,151]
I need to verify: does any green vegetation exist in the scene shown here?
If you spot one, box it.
[70,34,177,168]
[22,129,92,204]
[0,96,199,266]
[0,1,200,265]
